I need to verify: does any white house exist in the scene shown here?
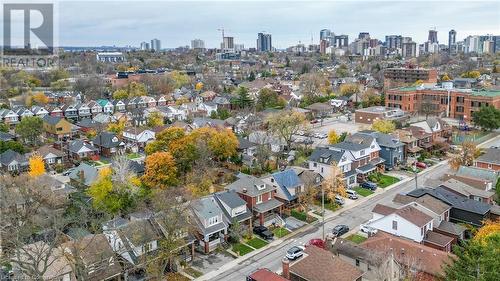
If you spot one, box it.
[0,109,19,125]
[197,102,218,117]
[123,128,156,145]
[307,147,356,186]
[87,100,103,115]
[367,203,434,243]
[14,108,34,119]
[31,106,50,117]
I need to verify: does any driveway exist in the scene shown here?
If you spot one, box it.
[191,251,235,274]
[284,217,307,231]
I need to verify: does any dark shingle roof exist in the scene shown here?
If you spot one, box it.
[476,148,500,165]
[308,147,345,165]
[93,132,123,148]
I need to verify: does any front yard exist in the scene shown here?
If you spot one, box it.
[368,173,400,188]
[346,234,367,244]
[290,209,318,223]
[231,242,254,256]
[182,267,203,278]
[127,152,141,159]
[314,200,341,212]
[245,237,268,249]
[353,187,374,197]
[272,227,290,238]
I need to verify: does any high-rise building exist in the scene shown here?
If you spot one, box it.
[222,36,234,50]
[234,44,245,52]
[151,38,161,52]
[428,29,438,44]
[334,35,349,48]
[320,29,332,41]
[319,39,329,54]
[448,30,457,53]
[140,41,150,50]
[358,32,370,40]
[385,35,403,49]
[191,39,205,50]
[257,33,272,52]
[402,41,417,58]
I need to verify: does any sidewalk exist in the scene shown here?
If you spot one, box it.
[195,159,449,281]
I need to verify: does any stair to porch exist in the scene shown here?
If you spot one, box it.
[263,213,285,227]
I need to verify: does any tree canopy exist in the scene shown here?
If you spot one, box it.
[472,106,500,131]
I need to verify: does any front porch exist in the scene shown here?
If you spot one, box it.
[356,158,385,182]
[253,199,284,226]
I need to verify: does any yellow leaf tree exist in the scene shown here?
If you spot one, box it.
[146,112,164,128]
[28,154,45,177]
[323,164,347,201]
[195,82,204,91]
[207,128,239,160]
[143,152,178,189]
[371,119,396,133]
[328,130,340,144]
[107,120,126,136]
[474,219,500,243]
[32,92,49,105]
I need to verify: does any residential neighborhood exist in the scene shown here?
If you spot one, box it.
[1,1,500,281]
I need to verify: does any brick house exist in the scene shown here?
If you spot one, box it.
[475,147,500,171]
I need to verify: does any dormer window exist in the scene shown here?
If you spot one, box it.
[360,150,365,156]
[255,184,266,191]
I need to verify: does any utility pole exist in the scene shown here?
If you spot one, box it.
[322,184,325,240]
[414,161,418,190]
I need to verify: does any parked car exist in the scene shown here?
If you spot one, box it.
[346,189,358,200]
[360,181,377,191]
[360,224,378,236]
[335,195,345,205]
[62,168,74,176]
[416,162,427,169]
[253,225,274,240]
[332,225,349,237]
[285,246,305,260]
[310,119,319,124]
[306,239,325,249]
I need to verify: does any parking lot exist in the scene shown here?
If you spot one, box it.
[294,117,368,147]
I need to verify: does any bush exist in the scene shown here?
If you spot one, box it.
[55,163,64,173]
[291,209,308,222]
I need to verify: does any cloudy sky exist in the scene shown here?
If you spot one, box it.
[53,0,500,48]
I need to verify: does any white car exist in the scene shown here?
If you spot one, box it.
[360,224,378,235]
[286,246,305,260]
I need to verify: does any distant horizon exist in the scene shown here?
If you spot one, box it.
[5,1,499,48]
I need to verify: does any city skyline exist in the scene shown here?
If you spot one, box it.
[51,1,499,48]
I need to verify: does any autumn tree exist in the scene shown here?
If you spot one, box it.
[328,130,340,144]
[195,82,203,91]
[460,70,481,79]
[371,119,396,133]
[146,111,164,128]
[256,88,286,111]
[15,116,43,144]
[28,154,45,177]
[32,92,49,105]
[207,128,239,161]
[449,141,480,170]
[267,111,306,150]
[168,70,191,88]
[145,127,186,155]
[340,83,360,97]
[143,151,178,189]
[323,164,347,201]
[107,120,126,136]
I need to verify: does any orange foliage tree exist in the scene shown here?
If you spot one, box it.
[28,154,45,177]
[143,152,178,189]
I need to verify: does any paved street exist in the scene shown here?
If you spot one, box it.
[200,162,451,281]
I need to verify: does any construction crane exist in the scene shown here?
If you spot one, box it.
[217,28,225,41]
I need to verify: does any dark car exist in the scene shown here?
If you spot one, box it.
[253,225,274,240]
[360,181,378,191]
[332,224,349,237]
[416,162,427,169]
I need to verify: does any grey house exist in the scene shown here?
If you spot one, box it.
[214,190,252,227]
[0,149,28,173]
[359,130,404,169]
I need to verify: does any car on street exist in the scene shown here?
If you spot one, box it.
[253,225,274,240]
[285,246,305,260]
[306,239,325,249]
[360,181,377,191]
[416,162,427,169]
[360,224,378,236]
[332,224,349,237]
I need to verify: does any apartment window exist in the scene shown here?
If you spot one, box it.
[455,106,464,113]
[392,220,398,230]
[256,194,263,204]
[456,96,464,103]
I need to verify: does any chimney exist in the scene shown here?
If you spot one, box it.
[282,258,290,280]
[79,170,85,182]
[242,188,247,193]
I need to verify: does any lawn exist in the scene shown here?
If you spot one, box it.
[353,187,374,197]
[272,227,291,238]
[315,200,340,212]
[232,242,254,256]
[369,173,400,188]
[245,237,268,249]
[290,209,308,222]
[183,267,203,278]
[166,273,190,281]
[127,152,141,159]
[346,234,368,244]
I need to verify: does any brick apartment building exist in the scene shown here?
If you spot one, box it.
[386,86,500,121]
[383,67,438,88]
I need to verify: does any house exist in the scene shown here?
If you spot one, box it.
[262,169,305,205]
[157,95,168,106]
[0,131,15,142]
[392,129,422,161]
[354,106,405,125]
[97,99,114,114]
[0,108,19,126]
[152,211,196,263]
[305,102,333,118]
[367,203,434,243]
[292,166,323,188]
[192,117,228,129]
[31,105,50,117]
[76,118,103,133]
[197,102,218,117]
[360,231,454,281]
[407,187,492,227]
[62,104,79,120]
[392,194,452,227]
[200,91,217,101]
[49,105,64,117]
[68,162,99,187]
[12,241,76,281]
[0,149,29,173]
[113,100,126,112]
[123,128,156,147]
[439,178,495,204]
[283,245,364,281]
[87,100,103,116]
[102,216,161,267]
[14,107,34,119]
[226,173,284,226]
[308,147,356,187]
[75,102,91,119]
[475,147,500,171]
[92,132,125,157]
[144,96,157,108]
[237,137,257,159]
[248,268,288,281]
[410,118,451,143]
[42,115,73,140]
[190,196,229,253]
[67,139,99,160]
[63,234,122,281]
[454,165,498,191]
[331,133,384,182]
[35,145,66,166]
[214,190,253,227]
[359,130,404,169]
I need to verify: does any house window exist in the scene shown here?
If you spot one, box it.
[392,220,397,230]
[313,162,317,168]
[321,167,324,173]
[256,194,262,204]
[355,259,360,266]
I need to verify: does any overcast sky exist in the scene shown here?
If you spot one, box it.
[35,0,500,48]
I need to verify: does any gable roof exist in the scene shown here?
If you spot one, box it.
[0,149,28,166]
[393,194,451,214]
[308,147,346,165]
[440,178,495,199]
[42,115,64,126]
[68,140,97,154]
[407,188,491,215]
[93,132,123,148]
[372,203,433,227]
[476,148,500,165]
[226,173,275,196]
[268,169,303,201]
[68,163,99,186]
[456,166,498,183]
